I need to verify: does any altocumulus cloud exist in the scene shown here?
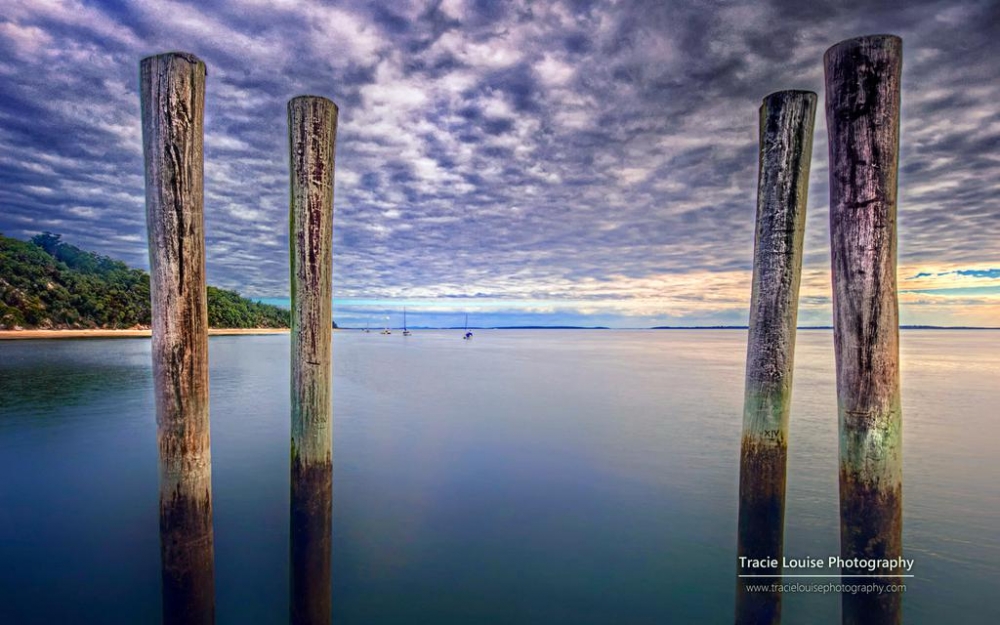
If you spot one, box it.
[0,0,998,326]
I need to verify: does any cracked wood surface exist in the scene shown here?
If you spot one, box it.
[826,34,904,625]
[288,95,337,625]
[736,90,816,625]
[141,51,215,625]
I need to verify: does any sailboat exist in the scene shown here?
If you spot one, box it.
[402,307,411,336]
[381,316,391,335]
[363,319,370,333]
[462,314,473,340]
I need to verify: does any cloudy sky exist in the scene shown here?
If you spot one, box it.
[1,0,998,328]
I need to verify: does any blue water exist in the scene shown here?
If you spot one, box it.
[1,330,998,623]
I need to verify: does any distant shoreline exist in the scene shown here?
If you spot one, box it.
[345,325,1000,331]
[4,326,995,340]
[0,328,292,340]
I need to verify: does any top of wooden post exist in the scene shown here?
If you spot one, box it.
[288,95,339,112]
[140,51,206,74]
[761,90,816,103]
[759,90,817,114]
[824,34,902,63]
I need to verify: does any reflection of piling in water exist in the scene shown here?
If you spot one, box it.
[140,52,215,625]
[825,35,904,625]
[736,90,816,625]
[288,95,338,625]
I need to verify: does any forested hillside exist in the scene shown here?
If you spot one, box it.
[0,233,305,330]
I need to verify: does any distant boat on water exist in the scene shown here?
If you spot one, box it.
[363,319,370,333]
[381,316,391,335]
[463,314,473,340]
[403,307,411,336]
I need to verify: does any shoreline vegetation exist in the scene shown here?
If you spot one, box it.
[0,232,327,331]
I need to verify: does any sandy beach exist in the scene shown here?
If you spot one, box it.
[0,328,291,340]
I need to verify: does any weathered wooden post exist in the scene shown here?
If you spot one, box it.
[825,35,903,625]
[288,95,338,625]
[140,52,215,625]
[735,90,816,625]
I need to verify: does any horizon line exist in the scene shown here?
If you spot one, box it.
[338,325,1000,330]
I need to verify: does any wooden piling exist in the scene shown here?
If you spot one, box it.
[735,90,817,625]
[140,52,214,625]
[288,95,338,625]
[825,35,903,625]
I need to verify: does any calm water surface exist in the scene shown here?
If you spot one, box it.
[1,330,998,623]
